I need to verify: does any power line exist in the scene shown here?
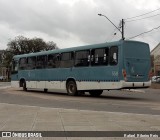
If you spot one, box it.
[127,25,160,39]
[126,13,160,22]
[125,7,160,20]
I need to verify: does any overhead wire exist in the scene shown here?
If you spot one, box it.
[127,25,160,39]
[126,13,160,22]
[125,7,160,20]
[124,8,160,39]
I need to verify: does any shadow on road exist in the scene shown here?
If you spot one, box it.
[13,89,151,102]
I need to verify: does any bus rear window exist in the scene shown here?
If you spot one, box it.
[124,42,150,59]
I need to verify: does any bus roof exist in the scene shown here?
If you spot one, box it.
[13,40,148,59]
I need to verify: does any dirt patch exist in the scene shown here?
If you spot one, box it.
[150,83,160,89]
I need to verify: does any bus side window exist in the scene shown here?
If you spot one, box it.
[36,55,47,69]
[75,50,90,67]
[47,54,60,68]
[48,54,55,68]
[60,52,74,68]
[27,56,36,69]
[91,48,109,66]
[19,57,27,70]
[109,46,118,65]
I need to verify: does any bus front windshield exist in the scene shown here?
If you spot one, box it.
[11,60,18,73]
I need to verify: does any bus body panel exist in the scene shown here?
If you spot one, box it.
[11,40,151,91]
[122,41,151,82]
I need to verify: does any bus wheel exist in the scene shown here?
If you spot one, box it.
[23,81,27,91]
[89,90,103,97]
[67,81,78,96]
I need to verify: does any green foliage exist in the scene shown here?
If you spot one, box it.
[2,36,58,67]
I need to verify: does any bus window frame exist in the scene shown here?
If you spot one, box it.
[36,55,47,69]
[11,59,18,74]
[91,47,109,66]
[60,52,74,68]
[47,53,60,68]
[19,57,27,70]
[109,46,118,66]
[27,56,36,70]
[74,50,90,67]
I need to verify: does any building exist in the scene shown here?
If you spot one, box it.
[151,43,160,76]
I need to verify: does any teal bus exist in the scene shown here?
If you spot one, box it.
[11,40,151,96]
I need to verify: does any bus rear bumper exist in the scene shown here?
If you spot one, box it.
[121,80,151,89]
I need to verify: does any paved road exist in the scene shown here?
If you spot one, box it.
[0,82,10,88]
[0,84,160,115]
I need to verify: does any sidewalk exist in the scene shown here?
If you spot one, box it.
[0,103,160,140]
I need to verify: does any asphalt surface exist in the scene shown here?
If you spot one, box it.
[0,82,160,115]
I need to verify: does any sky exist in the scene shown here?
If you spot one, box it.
[0,0,160,51]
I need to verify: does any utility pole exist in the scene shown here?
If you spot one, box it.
[121,19,125,40]
[98,14,125,40]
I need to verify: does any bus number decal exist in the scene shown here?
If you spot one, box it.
[112,71,118,77]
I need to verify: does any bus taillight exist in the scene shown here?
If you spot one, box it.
[122,69,127,81]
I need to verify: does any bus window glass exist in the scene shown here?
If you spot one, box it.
[19,58,27,70]
[60,52,74,68]
[109,46,118,65]
[75,50,90,67]
[91,48,109,66]
[11,60,18,73]
[36,55,47,69]
[48,54,60,68]
[27,57,36,69]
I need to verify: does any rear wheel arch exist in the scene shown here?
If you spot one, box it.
[66,78,76,88]
[19,78,26,87]
[19,78,27,91]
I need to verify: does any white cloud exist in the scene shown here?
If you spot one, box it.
[0,23,19,49]
[0,0,160,50]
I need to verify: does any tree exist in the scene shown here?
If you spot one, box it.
[3,36,58,67]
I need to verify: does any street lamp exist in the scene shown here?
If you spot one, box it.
[98,14,125,40]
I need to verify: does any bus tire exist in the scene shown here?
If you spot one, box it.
[89,90,103,97]
[23,81,27,91]
[44,89,48,92]
[67,81,78,96]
